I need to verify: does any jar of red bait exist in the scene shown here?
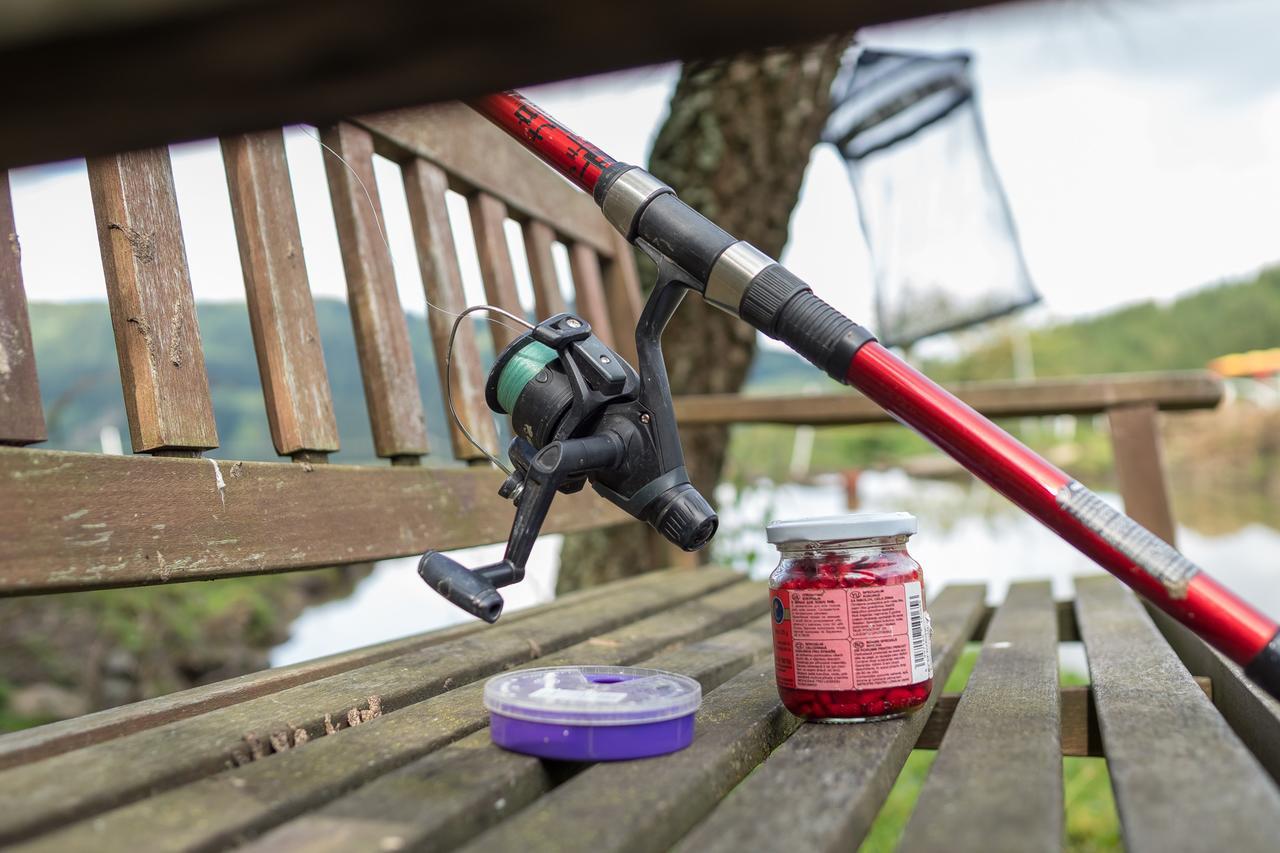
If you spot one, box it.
[767,512,933,722]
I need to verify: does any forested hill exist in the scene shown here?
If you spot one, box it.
[923,265,1280,382]
[25,264,1280,459]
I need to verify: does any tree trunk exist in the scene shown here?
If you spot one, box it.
[557,35,850,593]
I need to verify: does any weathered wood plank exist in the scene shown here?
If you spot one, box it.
[321,121,428,460]
[221,130,339,458]
[899,582,1061,853]
[468,192,525,352]
[975,597,1078,642]
[11,580,763,851]
[86,147,218,453]
[0,447,628,593]
[602,230,644,370]
[671,584,987,853]
[239,620,774,853]
[400,157,498,460]
[568,242,616,348]
[1149,608,1280,785]
[1108,402,1177,545]
[358,104,616,255]
[0,171,46,445]
[0,567,701,770]
[1075,576,1280,853]
[462,659,800,853]
[675,371,1223,426]
[915,677,1212,757]
[523,219,568,319]
[0,1,1003,172]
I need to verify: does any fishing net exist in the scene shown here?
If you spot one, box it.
[824,48,1039,348]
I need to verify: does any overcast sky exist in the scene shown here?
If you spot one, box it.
[10,0,1280,346]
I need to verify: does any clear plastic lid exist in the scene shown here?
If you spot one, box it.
[483,665,702,726]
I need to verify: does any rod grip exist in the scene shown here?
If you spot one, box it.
[741,265,875,380]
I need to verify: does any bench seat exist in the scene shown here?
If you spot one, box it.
[2,570,1278,852]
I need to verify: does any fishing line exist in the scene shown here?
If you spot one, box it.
[298,125,527,338]
[300,125,537,469]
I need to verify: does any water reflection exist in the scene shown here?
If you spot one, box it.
[273,470,1280,665]
[715,470,1280,621]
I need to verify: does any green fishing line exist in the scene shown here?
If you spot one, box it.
[497,340,558,412]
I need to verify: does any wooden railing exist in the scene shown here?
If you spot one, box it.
[0,103,644,594]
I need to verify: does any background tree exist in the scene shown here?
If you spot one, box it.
[557,34,852,591]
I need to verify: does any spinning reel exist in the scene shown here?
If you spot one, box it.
[418,277,716,622]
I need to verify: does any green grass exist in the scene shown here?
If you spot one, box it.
[856,646,1123,852]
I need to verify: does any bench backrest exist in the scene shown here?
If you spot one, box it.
[0,103,640,594]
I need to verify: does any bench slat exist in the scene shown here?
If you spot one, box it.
[401,157,498,460]
[221,130,340,459]
[523,219,567,319]
[1075,576,1280,852]
[356,104,617,255]
[468,192,525,352]
[899,581,1061,853]
[0,447,627,593]
[14,579,764,852]
[321,121,429,460]
[87,147,218,453]
[0,171,46,446]
[462,658,799,853]
[239,621,773,853]
[602,231,644,370]
[670,583,986,853]
[567,242,615,349]
[0,566,700,770]
[674,371,1224,426]
[1149,607,1280,784]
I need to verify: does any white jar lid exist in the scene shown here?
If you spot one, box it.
[765,511,917,544]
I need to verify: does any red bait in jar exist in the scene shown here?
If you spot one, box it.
[767,512,933,722]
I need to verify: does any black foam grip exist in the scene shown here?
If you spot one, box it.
[1244,629,1280,701]
[771,287,876,381]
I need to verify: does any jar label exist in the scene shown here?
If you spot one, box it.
[771,581,932,691]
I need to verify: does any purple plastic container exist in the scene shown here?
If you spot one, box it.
[483,665,702,761]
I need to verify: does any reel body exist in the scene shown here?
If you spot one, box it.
[419,304,716,622]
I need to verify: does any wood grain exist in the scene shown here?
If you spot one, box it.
[675,371,1224,426]
[671,584,987,853]
[1075,576,1280,853]
[917,677,1212,757]
[0,567,700,770]
[899,582,1062,853]
[0,447,628,593]
[602,230,644,370]
[236,620,773,852]
[221,130,339,457]
[9,578,756,850]
[568,242,615,348]
[358,104,616,254]
[321,121,428,460]
[467,659,799,853]
[468,192,525,352]
[0,171,46,445]
[522,219,567,319]
[86,147,218,453]
[400,157,498,460]
[1108,402,1177,545]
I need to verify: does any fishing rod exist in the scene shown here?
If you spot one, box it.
[417,89,1280,701]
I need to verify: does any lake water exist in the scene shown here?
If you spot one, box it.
[272,469,1280,666]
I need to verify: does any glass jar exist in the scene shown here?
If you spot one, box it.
[767,512,933,722]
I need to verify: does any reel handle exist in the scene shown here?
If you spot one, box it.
[417,553,516,623]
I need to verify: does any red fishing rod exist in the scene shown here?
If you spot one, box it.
[453,90,1280,697]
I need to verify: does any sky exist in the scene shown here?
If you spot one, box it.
[9,0,1280,350]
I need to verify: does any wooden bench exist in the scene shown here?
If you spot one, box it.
[4,105,1280,851]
